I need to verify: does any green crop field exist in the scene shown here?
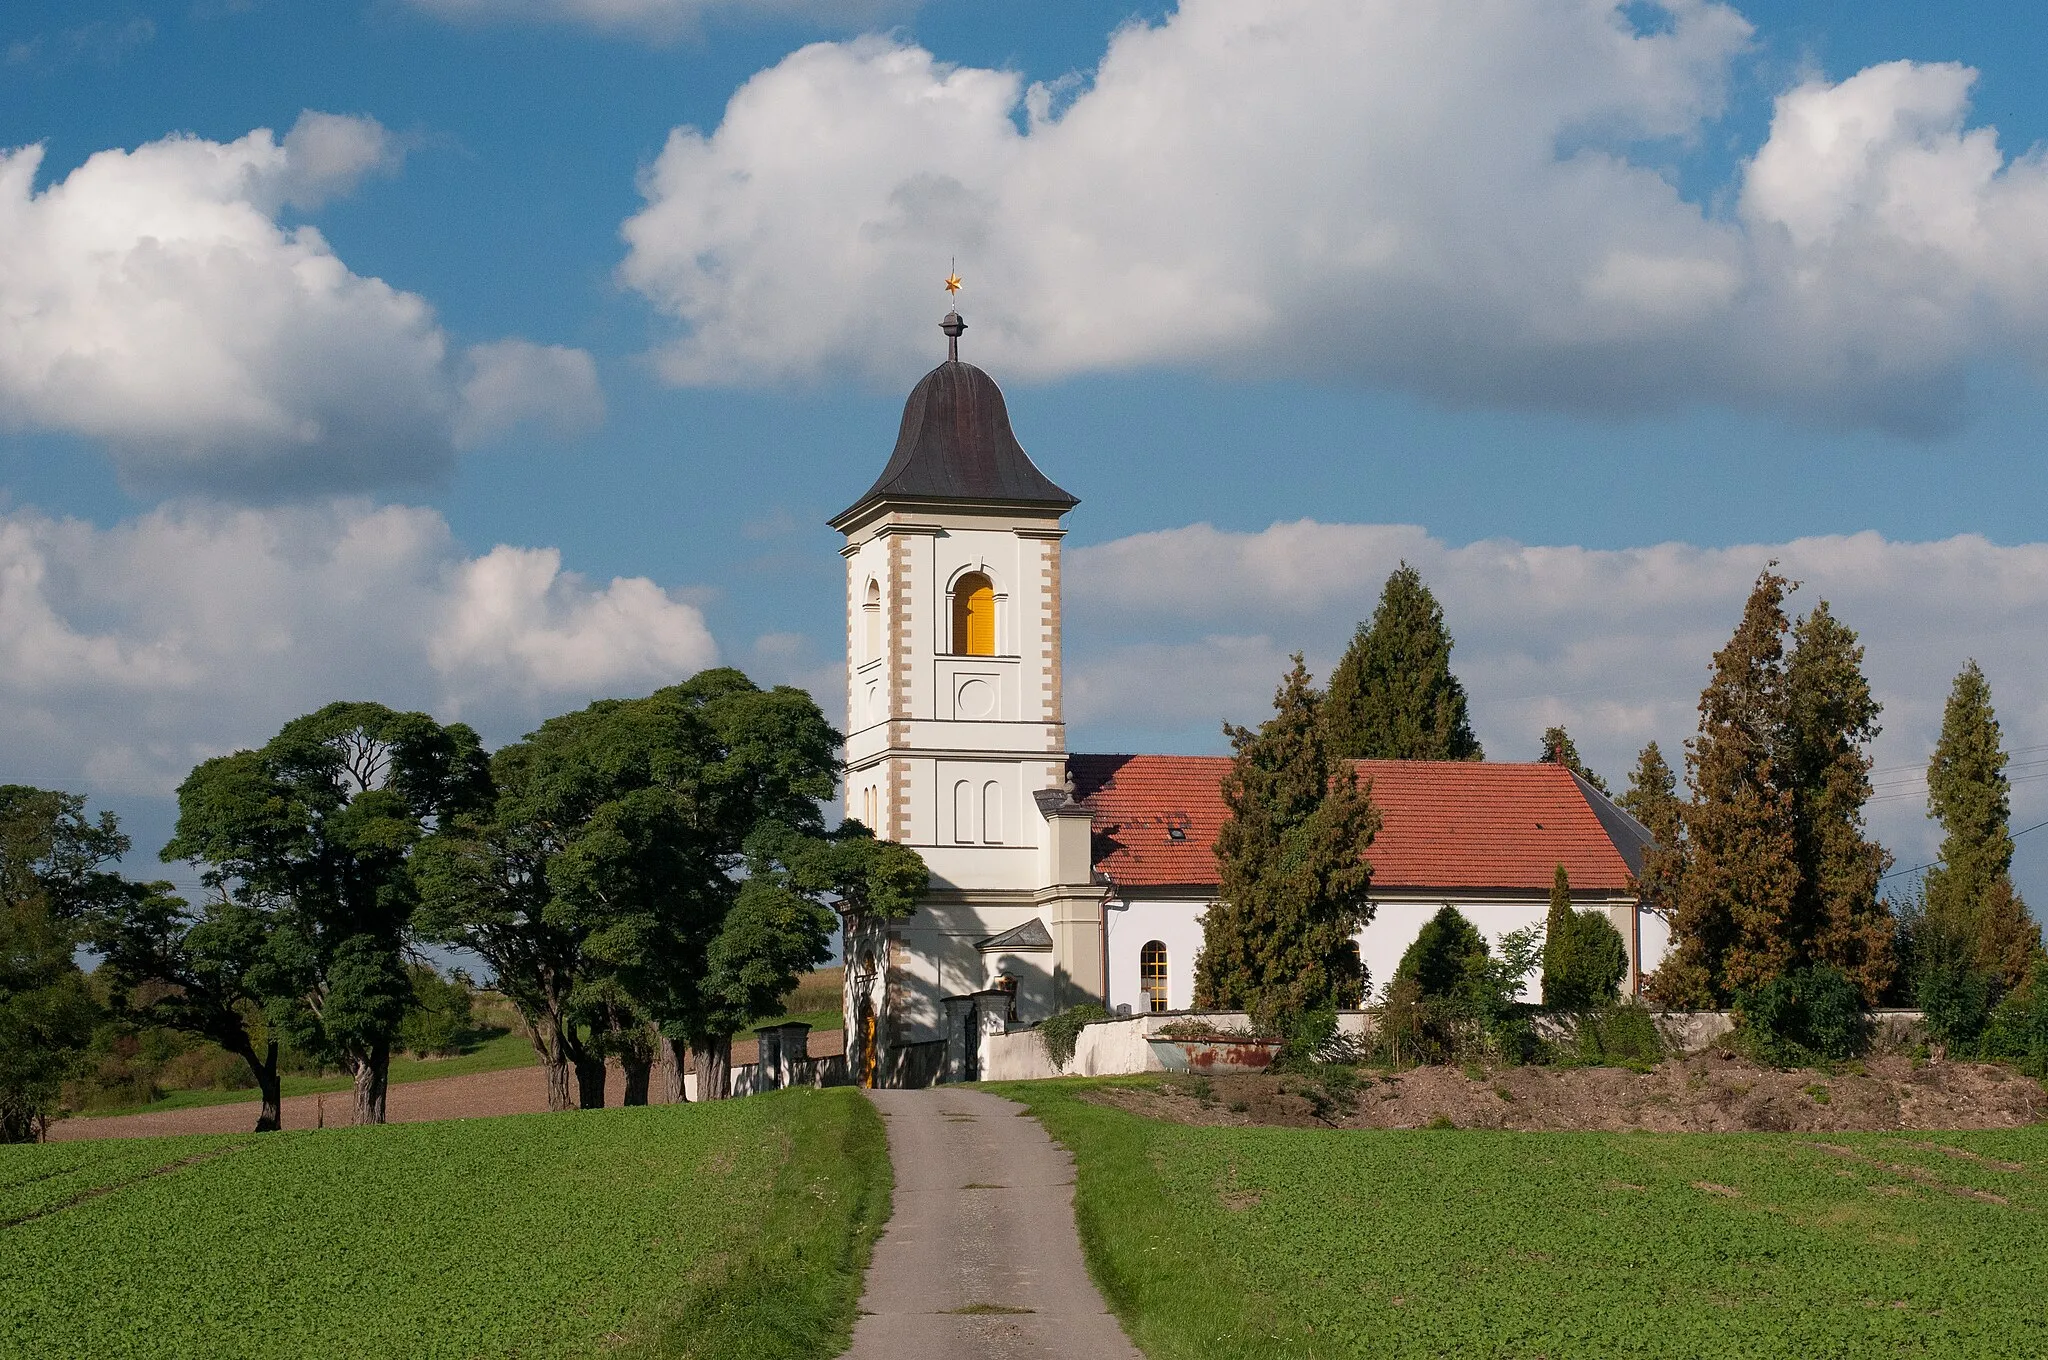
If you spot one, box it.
[1001,1080,2048,1360]
[1,1087,889,1360]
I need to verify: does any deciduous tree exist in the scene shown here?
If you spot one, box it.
[0,787,126,1142]
[164,703,488,1125]
[1197,656,1380,1028]
[1324,564,1482,761]
[92,885,295,1131]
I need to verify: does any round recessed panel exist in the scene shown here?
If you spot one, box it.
[956,677,995,718]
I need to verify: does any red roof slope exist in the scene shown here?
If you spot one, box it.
[1068,754,1643,893]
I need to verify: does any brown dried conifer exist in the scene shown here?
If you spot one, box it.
[1783,602,1895,1002]
[1653,569,1801,1006]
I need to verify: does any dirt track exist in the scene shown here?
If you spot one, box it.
[50,1029,846,1141]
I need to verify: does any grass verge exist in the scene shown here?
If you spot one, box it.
[1,1086,890,1359]
[996,1077,2048,1359]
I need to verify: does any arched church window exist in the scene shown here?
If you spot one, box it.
[1140,941,1169,1013]
[863,579,881,661]
[953,780,974,844]
[982,781,1003,844]
[952,572,995,656]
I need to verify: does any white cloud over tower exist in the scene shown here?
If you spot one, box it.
[621,0,2048,434]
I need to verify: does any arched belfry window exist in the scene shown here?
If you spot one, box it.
[863,579,881,661]
[1140,941,1169,1013]
[953,572,995,656]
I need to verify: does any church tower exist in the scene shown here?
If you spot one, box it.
[832,309,1103,1067]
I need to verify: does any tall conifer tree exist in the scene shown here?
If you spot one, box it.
[1538,726,1607,793]
[1924,662,2041,986]
[1782,603,1894,1001]
[1653,570,1801,1007]
[1651,575,1894,1006]
[1196,656,1381,1027]
[1620,741,1687,926]
[1324,564,1482,761]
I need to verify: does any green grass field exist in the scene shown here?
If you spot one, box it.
[1001,1079,2048,1360]
[2,1087,889,1359]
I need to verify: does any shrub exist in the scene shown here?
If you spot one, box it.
[1568,1002,1664,1068]
[1272,1005,1338,1074]
[1375,920,1546,1067]
[399,965,479,1058]
[1396,907,1489,999]
[1736,966,1869,1066]
[1916,957,1999,1051]
[1039,1003,1110,1073]
[1542,912,1629,1013]
[1981,961,2048,1077]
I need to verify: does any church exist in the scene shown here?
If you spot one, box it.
[834,308,1666,1086]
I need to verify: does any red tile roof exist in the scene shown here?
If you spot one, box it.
[1068,754,1643,893]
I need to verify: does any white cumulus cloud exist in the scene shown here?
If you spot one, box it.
[620,1,2048,433]
[0,113,601,495]
[0,499,718,798]
[1064,520,2048,880]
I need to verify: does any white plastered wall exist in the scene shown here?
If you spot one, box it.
[1102,893,1675,1011]
[1105,896,1210,1013]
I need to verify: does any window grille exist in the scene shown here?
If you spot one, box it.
[1140,940,1169,1013]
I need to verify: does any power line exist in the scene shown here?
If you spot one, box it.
[1877,815,2048,882]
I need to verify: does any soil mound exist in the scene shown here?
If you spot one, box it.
[1091,1052,2047,1133]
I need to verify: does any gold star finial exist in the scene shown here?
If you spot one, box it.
[944,262,962,297]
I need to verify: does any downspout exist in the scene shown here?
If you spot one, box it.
[1099,871,1117,1010]
[1631,895,1643,998]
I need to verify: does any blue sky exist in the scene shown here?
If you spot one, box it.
[4,0,2047,912]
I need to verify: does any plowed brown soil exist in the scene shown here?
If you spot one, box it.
[1092,1052,2048,1133]
[49,1029,845,1141]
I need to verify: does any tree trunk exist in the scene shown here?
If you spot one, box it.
[223,1034,283,1132]
[661,1035,688,1103]
[351,1042,390,1125]
[536,1019,575,1113]
[545,1052,574,1112]
[621,1051,652,1106]
[693,1034,732,1101]
[253,1040,282,1132]
[572,1051,607,1109]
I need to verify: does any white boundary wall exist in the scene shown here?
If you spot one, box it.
[977,1009,1924,1084]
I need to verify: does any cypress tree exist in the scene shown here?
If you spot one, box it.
[1538,726,1607,794]
[1619,741,1687,930]
[1654,570,1801,1007]
[1324,563,1483,761]
[1782,602,1894,1002]
[1540,863,1629,1011]
[1195,655,1381,1028]
[1541,863,1577,1009]
[1924,662,2041,987]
